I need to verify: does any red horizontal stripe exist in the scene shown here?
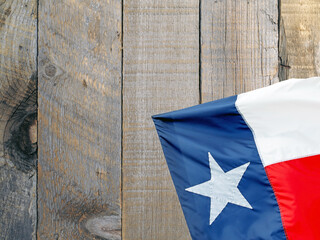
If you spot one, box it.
[266,154,320,240]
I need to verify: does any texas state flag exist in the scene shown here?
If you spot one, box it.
[152,77,320,240]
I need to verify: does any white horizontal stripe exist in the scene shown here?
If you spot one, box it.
[236,77,320,167]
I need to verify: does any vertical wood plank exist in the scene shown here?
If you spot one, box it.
[0,0,37,239]
[281,0,320,78]
[279,17,289,81]
[201,0,279,102]
[38,0,122,239]
[122,0,199,239]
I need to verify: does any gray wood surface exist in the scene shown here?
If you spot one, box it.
[38,0,122,239]
[0,0,37,239]
[281,0,320,78]
[122,0,199,239]
[279,17,289,81]
[201,0,279,102]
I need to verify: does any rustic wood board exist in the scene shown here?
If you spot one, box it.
[122,0,199,239]
[279,17,289,81]
[38,0,122,239]
[281,0,320,78]
[201,0,279,102]
[0,0,37,239]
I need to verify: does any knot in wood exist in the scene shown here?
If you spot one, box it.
[4,82,37,173]
[84,215,121,240]
[45,64,57,77]
[5,112,37,172]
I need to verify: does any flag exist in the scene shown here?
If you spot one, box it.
[152,77,320,240]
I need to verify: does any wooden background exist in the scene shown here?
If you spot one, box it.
[0,0,318,239]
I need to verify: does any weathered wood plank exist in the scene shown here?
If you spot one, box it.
[38,0,122,239]
[122,1,199,239]
[0,0,37,239]
[281,0,320,78]
[201,0,279,102]
[279,17,289,81]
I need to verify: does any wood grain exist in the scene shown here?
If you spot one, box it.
[0,0,37,239]
[201,0,279,102]
[279,17,289,81]
[38,0,122,239]
[281,0,320,78]
[122,1,199,239]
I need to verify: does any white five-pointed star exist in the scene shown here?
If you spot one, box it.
[185,152,252,225]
